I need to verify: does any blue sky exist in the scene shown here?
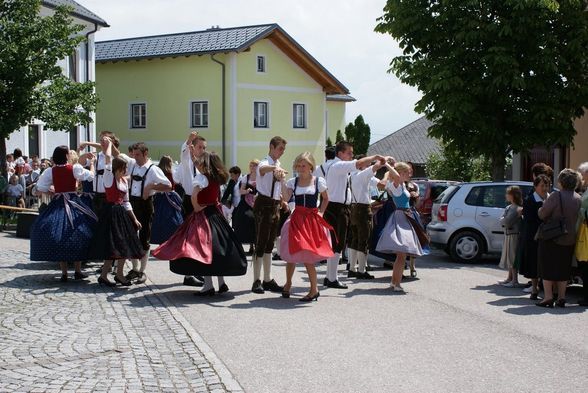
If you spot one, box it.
[82,0,423,144]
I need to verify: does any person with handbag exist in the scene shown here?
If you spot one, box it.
[536,168,582,308]
[576,162,588,306]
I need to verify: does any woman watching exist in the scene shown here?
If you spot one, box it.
[576,162,588,307]
[536,169,581,308]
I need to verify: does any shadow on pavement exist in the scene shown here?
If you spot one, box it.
[503,305,587,316]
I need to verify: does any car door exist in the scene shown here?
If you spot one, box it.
[469,185,509,251]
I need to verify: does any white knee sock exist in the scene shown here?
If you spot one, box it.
[139,252,149,273]
[326,253,340,281]
[358,252,367,273]
[217,276,225,287]
[348,248,358,272]
[275,238,280,255]
[253,257,262,282]
[202,276,214,291]
[263,253,272,282]
[131,258,140,271]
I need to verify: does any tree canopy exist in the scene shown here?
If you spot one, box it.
[376,0,588,180]
[345,115,371,155]
[0,0,98,174]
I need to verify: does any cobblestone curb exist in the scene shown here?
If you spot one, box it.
[0,249,244,393]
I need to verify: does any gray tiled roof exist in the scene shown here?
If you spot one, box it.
[367,116,441,164]
[96,24,277,62]
[43,0,108,27]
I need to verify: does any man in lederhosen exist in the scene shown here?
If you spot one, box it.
[251,136,287,294]
[323,141,384,288]
[125,142,172,283]
[348,155,384,279]
[175,131,207,286]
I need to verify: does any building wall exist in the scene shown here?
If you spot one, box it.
[96,38,347,171]
[326,101,346,143]
[570,111,588,170]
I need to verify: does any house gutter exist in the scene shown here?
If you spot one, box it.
[85,23,99,145]
[210,54,226,163]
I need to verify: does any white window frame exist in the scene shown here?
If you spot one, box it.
[130,102,147,129]
[292,103,307,129]
[190,100,209,128]
[253,101,269,129]
[256,55,266,73]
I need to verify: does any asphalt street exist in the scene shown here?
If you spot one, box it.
[2,231,587,393]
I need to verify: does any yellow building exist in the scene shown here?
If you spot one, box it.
[95,24,354,169]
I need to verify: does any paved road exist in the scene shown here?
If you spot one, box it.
[1,231,587,392]
[0,232,242,393]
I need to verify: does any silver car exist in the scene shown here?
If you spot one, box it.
[427,181,533,263]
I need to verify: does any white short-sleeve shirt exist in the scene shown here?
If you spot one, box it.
[350,166,379,204]
[256,155,282,200]
[326,158,357,204]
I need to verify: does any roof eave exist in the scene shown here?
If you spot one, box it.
[96,49,237,63]
[42,1,109,27]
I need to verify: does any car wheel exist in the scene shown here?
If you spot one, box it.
[449,231,484,263]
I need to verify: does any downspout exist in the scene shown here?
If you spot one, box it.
[85,23,98,146]
[210,54,226,163]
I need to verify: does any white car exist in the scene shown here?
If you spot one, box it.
[427,181,533,263]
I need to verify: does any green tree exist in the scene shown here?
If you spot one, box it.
[0,0,98,175]
[426,142,492,182]
[326,136,333,147]
[376,0,588,180]
[344,115,371,155]
[335,129,344,143]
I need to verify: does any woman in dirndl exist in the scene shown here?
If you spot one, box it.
[30,145,97,282]
[279,152,333,302]
[232,159,259,253]
[375,161,427,292]
[88,140,144,287]
[150,155,183,244]
[152,151,247,296]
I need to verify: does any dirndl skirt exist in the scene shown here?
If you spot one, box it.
[499,234,519,270]
[279,206,333,264]
[30,193,98,262]
[88,203,144,260]
[232,199,256,244]
[153,205,247,276]
[369,199,397,259]
[375,209,424,257]
[150,191,184,244]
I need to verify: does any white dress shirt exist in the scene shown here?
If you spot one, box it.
[350,166,379,204]
[126,159,171,198]
[93,152,107,193]
[179,142,200,195]
[326,158,357,204]
[313,159,335,180]
[256,155,282,200]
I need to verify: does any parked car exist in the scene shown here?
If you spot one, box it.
[413,180,458,227]
[427,181,533,263]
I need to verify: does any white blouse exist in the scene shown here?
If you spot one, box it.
[36,164,94,193]
[285,176,327,194]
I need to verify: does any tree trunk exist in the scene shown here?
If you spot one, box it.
[0,136,6,177]
[491,154,506,181]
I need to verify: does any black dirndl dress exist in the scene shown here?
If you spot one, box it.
[232,175,257,244]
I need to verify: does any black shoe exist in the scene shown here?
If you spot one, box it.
[324,278,348,289]
[252,280,264,294]
[125,270,140,281]
[114,276,132,286]
[530,292,539,301]
[555,299,566,308]
[299,292,320,302]
[578,298,588,307]
[319,260,327,264]
[272,254,282,261]
[339,258,347,265]
[218,283,229,294]
[262,279,283,293]
[60,274,68,282]
[74,271,89,280]
[536,299,554,308]
[195,288,215,296]
[355,272,374,280]
[366,264,373,272]
[98,276,116,287]
[135,272,147,284]
[183,276,204,287]
[347,270,358,278]
[195,276,205,283]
